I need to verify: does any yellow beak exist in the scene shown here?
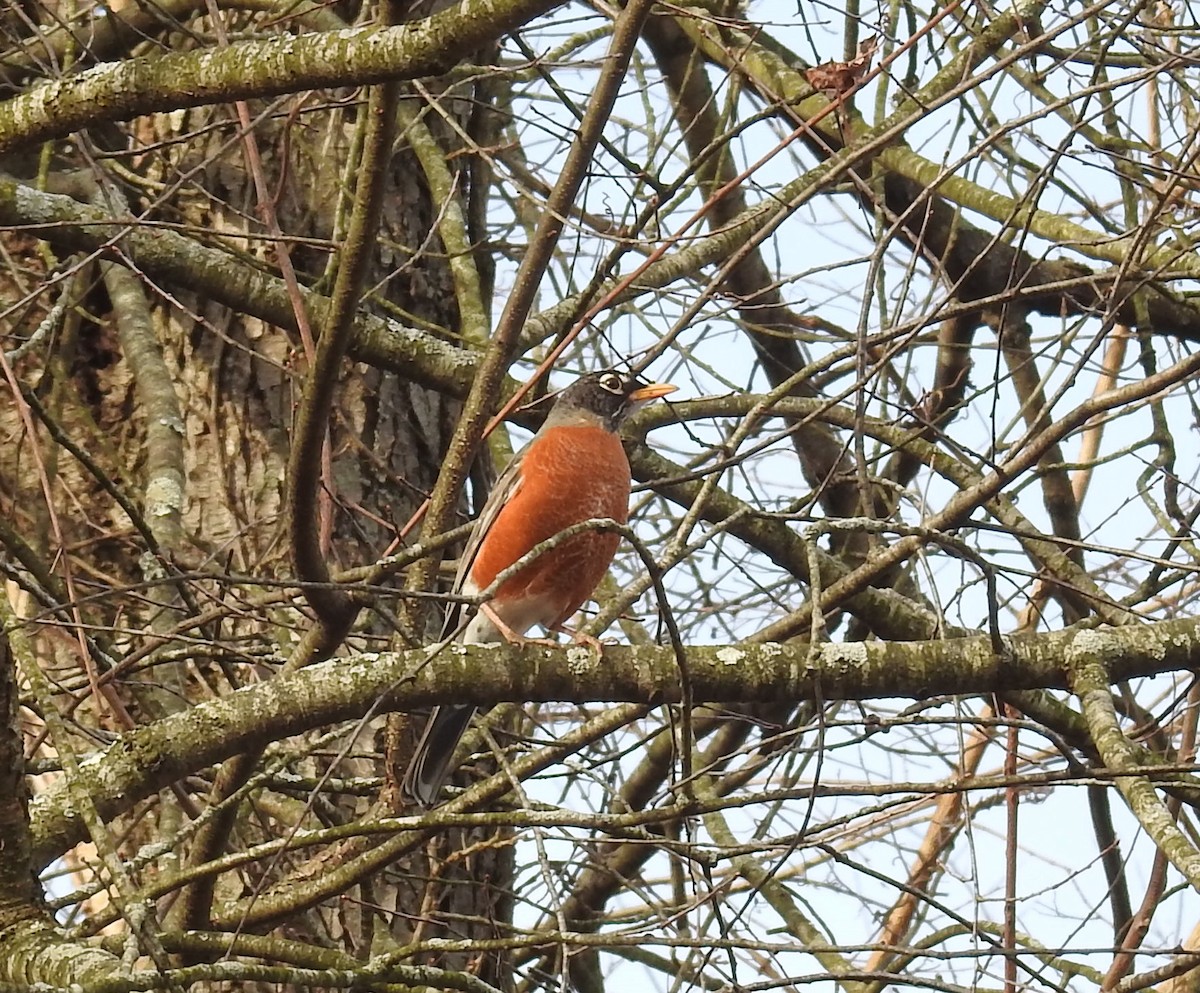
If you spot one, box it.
[628,382,678,403]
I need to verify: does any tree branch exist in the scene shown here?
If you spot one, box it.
[28,615,1200,867]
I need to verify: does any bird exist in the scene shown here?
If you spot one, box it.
[401,368,677,806]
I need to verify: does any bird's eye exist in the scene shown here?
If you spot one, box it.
[598,372,624,394]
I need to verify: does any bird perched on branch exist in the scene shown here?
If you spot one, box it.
[402,369,677,806]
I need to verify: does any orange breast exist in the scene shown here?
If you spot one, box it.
[469,425,631,629]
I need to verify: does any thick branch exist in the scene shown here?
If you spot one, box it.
[0,0,561,154]
[29,616,1200,867]
[0,177,473,390]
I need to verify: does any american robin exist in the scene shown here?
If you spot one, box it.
[402,369,677,806]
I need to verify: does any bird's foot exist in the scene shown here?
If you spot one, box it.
[546,625,606,658]
[571,631,605,655]
[479,602,533,645]
[477,605,607,656]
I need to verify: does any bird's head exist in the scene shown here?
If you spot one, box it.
[546,369,677,431]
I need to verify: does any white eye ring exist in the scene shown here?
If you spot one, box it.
[598,372,624,394]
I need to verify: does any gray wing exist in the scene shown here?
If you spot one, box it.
[440,445,526,640]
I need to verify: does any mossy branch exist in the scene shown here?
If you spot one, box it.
[0,0,562,154]
[27,614,1200,867]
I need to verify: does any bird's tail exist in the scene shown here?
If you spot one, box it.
[401,705,477,807]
